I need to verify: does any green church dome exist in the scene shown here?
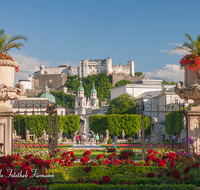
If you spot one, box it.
[77,81,84,92]
[40,85,56,103]
[90,83,97,94]
[40,94,56,103]
[40,93,56,103]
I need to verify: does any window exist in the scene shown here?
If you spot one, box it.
[175,99,178,104]
[78,102,80,107]
[61,111,63,115]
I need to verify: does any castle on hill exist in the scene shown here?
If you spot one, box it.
[19,57,144,96]
[36,57,135,78]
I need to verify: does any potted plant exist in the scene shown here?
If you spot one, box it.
[174,33,200,87]
[0,29,27,86]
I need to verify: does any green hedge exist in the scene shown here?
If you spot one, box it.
[48,177,162,185]
[64,166,165,180]
[49,184,196,190]
[89,114,151,136]
[166,108,185,136]
[14,114,79,138]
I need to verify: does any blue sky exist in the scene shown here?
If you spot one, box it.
[1,0,200,82]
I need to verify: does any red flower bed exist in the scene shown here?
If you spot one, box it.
[179,54,200,71]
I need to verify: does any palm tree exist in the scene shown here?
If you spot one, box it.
[173,33,200,56]
[0,29,27,54]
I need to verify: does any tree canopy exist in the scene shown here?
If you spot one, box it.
[106,93,137,115]
[173,33,200,56]
[65,73,112,107]
[162,80,177,85]
[50,91,75,108]
[0,29,27,53]
[115,80,133,87]
[135,71,143,76]
[65,75,79,91]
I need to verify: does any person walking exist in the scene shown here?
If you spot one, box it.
[80,134,83,144]
[172,134,176,144]
[95,133,99,145]
[76,135,80,145]
[90,133,94,145]
[113,134,118,149]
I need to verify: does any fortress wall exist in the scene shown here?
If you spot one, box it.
[112,74,145,86]
[33,74,68,90]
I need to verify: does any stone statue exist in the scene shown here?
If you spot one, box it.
[175,81,200,106]
[26,129,30,140]
[105,129,109,144]
[152,117,162,143]
[122,129,125,140]
[13,130,17,139]
[58,129,63,143]
[0,83,25,101]
[42,129,47,142]
[73,131,78,142]
[138,130,141,142]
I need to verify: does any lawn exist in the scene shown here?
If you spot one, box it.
[58,144,73,148]
[72,150,143,160]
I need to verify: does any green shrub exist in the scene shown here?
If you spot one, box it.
[64,166,166,180]
[89,114,151,136]
[107,137,113,144]
[47,167,68,182]
[14,114,79,137]
[49,184,196,190]
[62,137,66,142]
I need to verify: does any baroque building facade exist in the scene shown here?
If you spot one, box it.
[75,81,100,136]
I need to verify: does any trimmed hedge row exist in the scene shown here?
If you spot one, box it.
[89,114,151,136]
[62,166,165,180]
[49,184,196,190]
[13,114,79,138]
[47,177,162,185]
[166,108,185,136]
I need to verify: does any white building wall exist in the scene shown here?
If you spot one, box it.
[19,81,32,90]
[110,84,164,99]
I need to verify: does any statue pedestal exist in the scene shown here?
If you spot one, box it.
[0,60,25,156]
[0,108,13,156]
[186,106,200,154]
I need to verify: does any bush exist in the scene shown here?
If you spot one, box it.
[14,114,80,137]
[62,137,66,142]
[89,114,151,136]
[107,137,113,144]
[64,166,166,180]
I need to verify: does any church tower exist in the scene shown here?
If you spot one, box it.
[90,82,99,108]
[75,81,86,115]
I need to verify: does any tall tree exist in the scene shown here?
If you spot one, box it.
[173,33,200,55]
[0,29,27,53]
[106,93,137,115]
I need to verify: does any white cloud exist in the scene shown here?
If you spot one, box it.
[159,49,189,55]
[166,43,182,46]
[159,43,190,55]
[144,64,184,82]
[10,52,51,83]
